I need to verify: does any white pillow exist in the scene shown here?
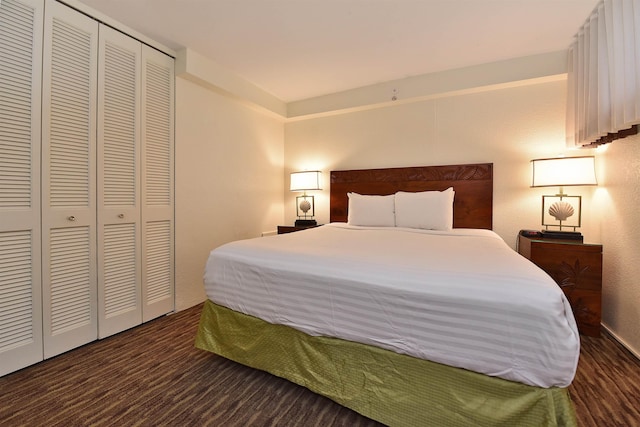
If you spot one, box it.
[347,193,395,227]
[394,188,455,231]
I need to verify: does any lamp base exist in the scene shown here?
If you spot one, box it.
[541,230,583,242]
[295,219,317,227]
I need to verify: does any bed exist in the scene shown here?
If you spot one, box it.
[195,163,580,426]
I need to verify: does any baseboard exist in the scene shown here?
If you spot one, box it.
[601,323,640,360]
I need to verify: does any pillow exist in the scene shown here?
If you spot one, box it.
[347,193,395,227]
[394,188,455,231]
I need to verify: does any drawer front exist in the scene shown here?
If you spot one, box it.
[529,242,602,336]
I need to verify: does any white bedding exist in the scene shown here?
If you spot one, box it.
[203,223,580,388]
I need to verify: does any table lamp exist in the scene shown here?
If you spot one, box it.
[290,171,322,226]
[530,156,597,237]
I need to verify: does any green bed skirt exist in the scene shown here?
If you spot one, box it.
[195,299,577,427]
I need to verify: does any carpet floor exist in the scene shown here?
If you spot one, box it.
[1,303,639,426]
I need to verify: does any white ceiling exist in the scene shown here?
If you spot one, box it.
[76,0,598,103]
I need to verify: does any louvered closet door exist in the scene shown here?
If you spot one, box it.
[0,0,44,376]
[141,46,174,321]
[41,0,98,358]
[97,25,142,339]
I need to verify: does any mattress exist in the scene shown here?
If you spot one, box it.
[203,223,580,388]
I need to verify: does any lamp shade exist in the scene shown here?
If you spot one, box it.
[290,171,322,191]
[531,156,597,187]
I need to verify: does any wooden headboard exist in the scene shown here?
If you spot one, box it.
[330,163,493,229]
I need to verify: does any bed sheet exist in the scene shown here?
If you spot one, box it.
[203,223,580,388]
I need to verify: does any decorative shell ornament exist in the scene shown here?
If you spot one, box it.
[299,199,312,214]
[548,201,574,221]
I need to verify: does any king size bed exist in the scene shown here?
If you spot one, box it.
[195,163,580,426]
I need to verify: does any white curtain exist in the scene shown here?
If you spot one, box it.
[567,0,640,147]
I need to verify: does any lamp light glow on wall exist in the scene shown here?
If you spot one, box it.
[290,171,322,226]
[531,156,597,234]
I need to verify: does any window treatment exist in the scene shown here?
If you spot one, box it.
[566,0,640,147]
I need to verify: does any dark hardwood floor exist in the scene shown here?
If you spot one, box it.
[0,304,639,426]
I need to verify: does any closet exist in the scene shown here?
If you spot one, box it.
[0,0,174,375]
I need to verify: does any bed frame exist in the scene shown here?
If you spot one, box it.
[196,162,577,427]
[329,163,493,229]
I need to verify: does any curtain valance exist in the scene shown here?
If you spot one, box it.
[567,0,640,147]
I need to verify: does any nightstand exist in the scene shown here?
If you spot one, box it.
[518,234,602,337]
[277,225,320,234]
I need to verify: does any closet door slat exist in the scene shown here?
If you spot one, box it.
[141,46,174,322]
[97,25,142,339]
[41,0,98,359]
[0,0,43,377]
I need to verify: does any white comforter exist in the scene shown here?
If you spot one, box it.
[203,223,580,388]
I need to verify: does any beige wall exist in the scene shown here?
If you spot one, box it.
[594,134,640,356]
[174,77,285,311]
[285,76,639,357]
[173,55,638,358]
[285,79,597,249]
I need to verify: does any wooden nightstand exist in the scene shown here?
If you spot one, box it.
[517,234,602,337]
[277,225,320,234]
